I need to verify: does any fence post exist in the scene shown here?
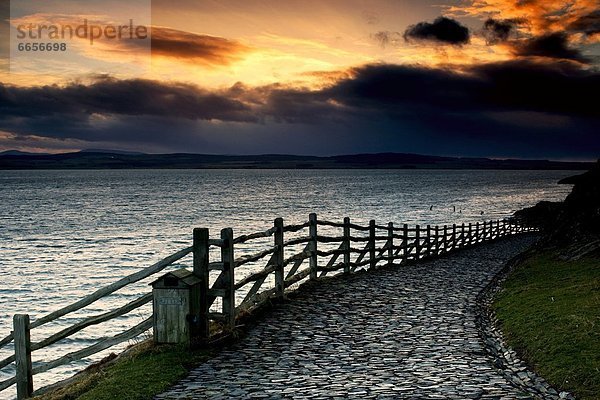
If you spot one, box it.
[14,314,33,400]
[220,228,235,331]
[443,225,448,254]
[274,218,284,300]
[387,222,394,267]
[475,222,480,244]
[468,223,473,246]
[426,225,432,257]
[369,220,376,269]
[343,217,350,274]
[496,219,500,239]
[461,223,466,248]
[415,225,421,259]
[309,213,318,280]
[452,224,456,251]
[193,228,210,340]
[434,226,440,256]
[402,224,409,263]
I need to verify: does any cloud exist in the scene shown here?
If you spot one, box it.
[513,32,588,62]
[482,18,526,44]
[149,27,252,65]
[403,17,470,45]
[0,60,598,158]
[0,76,257,126]
[1,61,598,124]
[371,31,403,48]
[9,14,252,68]
[319,60,598,118]
[567,10,600,38]
[446,0,599,36]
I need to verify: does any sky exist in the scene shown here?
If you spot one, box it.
[0,0,599,160]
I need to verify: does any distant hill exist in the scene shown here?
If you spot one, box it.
[79,149,146,155]
[0,151,592,170]
[0,150,50,156]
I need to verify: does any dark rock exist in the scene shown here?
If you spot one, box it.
[513,201,563,231]
[513,159,600,257]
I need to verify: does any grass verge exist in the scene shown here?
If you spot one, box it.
[34,340,214,400]
[493,251,600,399]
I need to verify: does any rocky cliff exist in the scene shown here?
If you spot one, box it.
[514,160,600,259]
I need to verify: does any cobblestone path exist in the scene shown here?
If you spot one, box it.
[157,236,537,399]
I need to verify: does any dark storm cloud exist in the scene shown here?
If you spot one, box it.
[403,17,470,45]
[513,32,588,62]
[0,77,256,122]
[567,10,600,37]
[482,18,526,44]
[1,61,597,124]
[312,61,598,118]
[0,60,598,158]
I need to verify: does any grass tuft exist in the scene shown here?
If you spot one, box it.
[494,252,600,399]
[35,340,212,400]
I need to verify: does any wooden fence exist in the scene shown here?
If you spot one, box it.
[0,215,536,399]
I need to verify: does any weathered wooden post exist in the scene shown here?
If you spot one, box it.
[387,222,394,267]
[343,217,350,274]
[274,218,285,300]
[415,225,421,259]
[482,221,487,241]
[369,220,376,269]
[309,213,318,280]
[193,228,210,340]
[451,224,456,251]
[14,314,33,400]
[434,226,440,256]
[468,223,473,246]
[426,225,432,257]
[402,224,409,263]
[460,223,466,248]
[475,222,480,244]
[442,225,448,253]
[220,228,235,331]
[496,219,500,239]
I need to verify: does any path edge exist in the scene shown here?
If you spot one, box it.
[475,241,575,400]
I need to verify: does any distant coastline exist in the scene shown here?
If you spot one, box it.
[0,151,592,170]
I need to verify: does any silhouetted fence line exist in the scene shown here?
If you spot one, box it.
[0,214,536,399]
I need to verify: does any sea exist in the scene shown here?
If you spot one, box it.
[0,169,577,397]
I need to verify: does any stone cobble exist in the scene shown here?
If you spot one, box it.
[157,236,541,399]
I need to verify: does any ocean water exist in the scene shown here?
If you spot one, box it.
[0,169,576,397]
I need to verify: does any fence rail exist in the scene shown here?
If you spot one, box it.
[0,215,536,399]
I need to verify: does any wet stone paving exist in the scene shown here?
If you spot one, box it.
[157,236,539,399]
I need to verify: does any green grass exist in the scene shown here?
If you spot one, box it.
[35,340,213,400]
[494,252,600,399]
